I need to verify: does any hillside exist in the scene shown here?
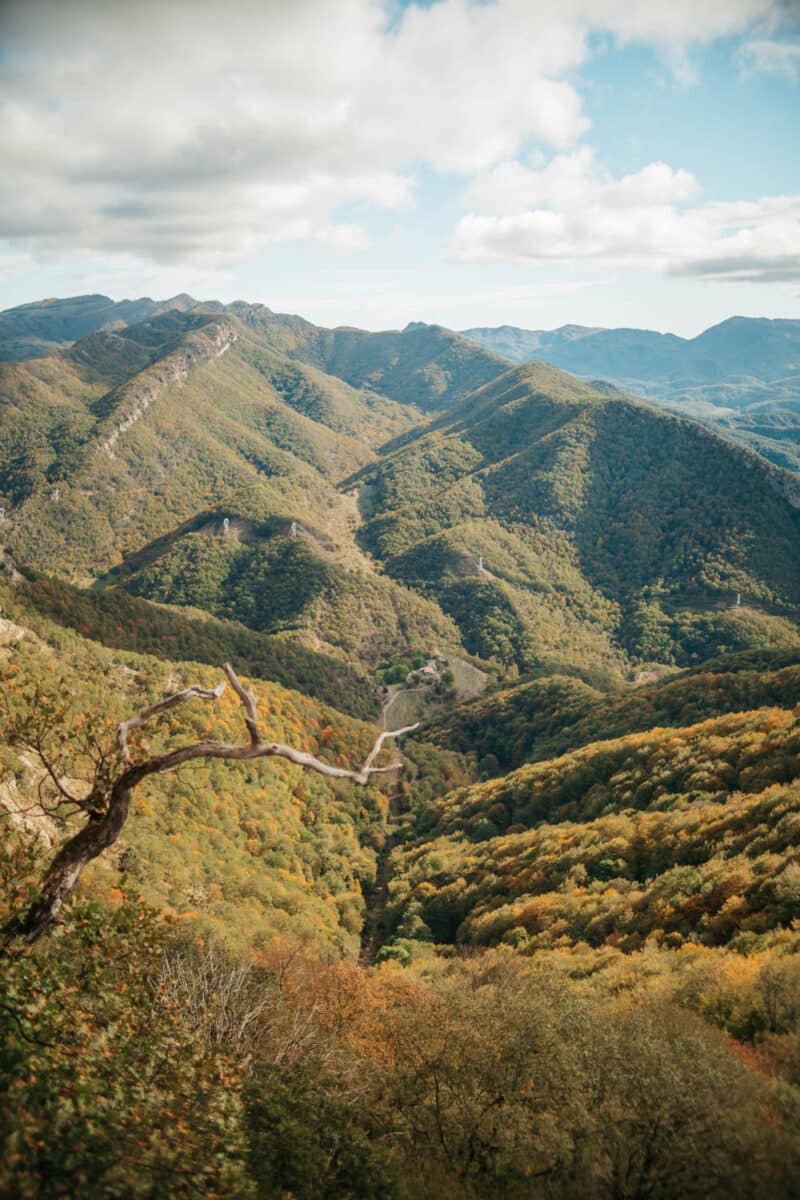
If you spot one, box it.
[11,568,380,719]
[461,317,800,470]
[386,689,800,955]
[5,303,800,681]
[1,593,374,958]
[0,308,474,671]
[422,649,800,775]
[375,642,800,963]
[223,305,508,411]
[352,360,800,677]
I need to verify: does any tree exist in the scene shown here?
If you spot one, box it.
[2,663,417,944]
[368,954,585,1192]
[582,1001,795,1200]
[0,890,251,1199]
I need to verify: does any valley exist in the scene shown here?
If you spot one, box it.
[2,295,800,1198]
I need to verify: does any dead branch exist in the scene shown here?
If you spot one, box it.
[222,663,259,744]
[4,663,419,944]
[117,680,227,758]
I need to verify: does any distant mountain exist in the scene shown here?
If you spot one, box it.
[459,322,604,364]
[461,317,800,470]
[461,316,800,382]
[0,292,198,360]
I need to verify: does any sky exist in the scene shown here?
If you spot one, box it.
[0,0,799,335]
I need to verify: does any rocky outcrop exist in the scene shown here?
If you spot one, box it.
[96,318,238,457]
[0,549,25,586]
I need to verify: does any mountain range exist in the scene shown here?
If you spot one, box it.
[5,294,798,470]
[2,293,800,1196]
[0,291,199,361]
[3,298,800,687]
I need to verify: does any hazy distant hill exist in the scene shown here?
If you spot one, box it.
[459,322,604,364]
[0,292,198,360]
[461,316,800,383]
[461,317,800,469]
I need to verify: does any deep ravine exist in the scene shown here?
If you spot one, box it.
[360,740,405,963]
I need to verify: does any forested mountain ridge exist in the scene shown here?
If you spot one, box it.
[422,650,800,776]
[353,359,800,675]
[0,307,471,672]
[0,291,508,406]
[0,303,507,576]
[220,304,509,411]
[0,572,448,954]
[461,316,800,471]
[5,301,800,683]
[7,565,799,1198]
[388,697,800,956]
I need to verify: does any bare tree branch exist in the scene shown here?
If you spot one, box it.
[117,681,227,758]
[222,663,259,744]
[4,664,419,944]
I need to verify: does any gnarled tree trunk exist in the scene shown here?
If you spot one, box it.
[4,664,418,944]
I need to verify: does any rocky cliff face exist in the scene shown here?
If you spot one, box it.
[96,319,238,457]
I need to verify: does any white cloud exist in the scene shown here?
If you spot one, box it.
[454,149,800,282]
[464,149,698,215]
[737,37,800,77]
[0,0,784,269]
[0,250,36,280]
